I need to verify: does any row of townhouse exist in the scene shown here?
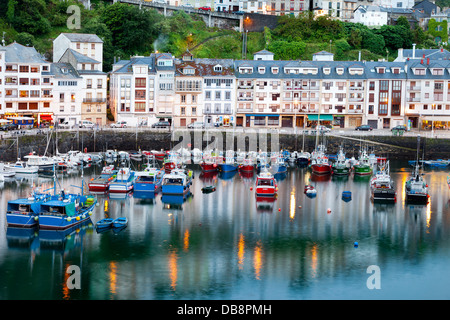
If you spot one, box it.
[110,48,450,130]
[0,33,107,127]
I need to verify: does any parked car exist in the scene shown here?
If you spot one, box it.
[355,125,373,131]
[79,120,95,129]
[151,121,171,128]
[59,121,74,129]
[181,3,193,7]
[110,121,127,128]
[187,121,205,129]
[0,123,17,131]
[313,125,331,132]
[391,125,407,131]
[199,6,211,10]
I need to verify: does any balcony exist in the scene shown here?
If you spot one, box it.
[407,97,421,102]
[237,84,253,90]
[408,86,421,91]
[83,98,107,103]
[348,109,363,114]
[237,96,253,102]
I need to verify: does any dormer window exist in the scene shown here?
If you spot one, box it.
[183,67,195,75]
[239,67,253,74]
[258,67,265,74]
[432,68,444,75]
[271,67,279,74]
[392,68,400,74]
[323,68,331,75]
[214,65,222,72]
[414,68,426,75]
[336,68,344,75]
[377,67,385,74]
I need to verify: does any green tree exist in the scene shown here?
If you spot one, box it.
[267,40,306,60]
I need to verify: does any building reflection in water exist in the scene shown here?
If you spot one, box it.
[254,240,262,280]
[168,250,178,291]
[109,261,117,297]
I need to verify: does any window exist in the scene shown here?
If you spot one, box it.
[135,102,145,112]
[214,65,222,72]
[135,90,146,100]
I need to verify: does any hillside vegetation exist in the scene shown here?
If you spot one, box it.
[0,0,443,72]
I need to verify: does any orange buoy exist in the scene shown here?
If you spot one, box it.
[278,208,281,212]
[327,208,331,214]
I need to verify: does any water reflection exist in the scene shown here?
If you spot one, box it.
[1,161,450,299]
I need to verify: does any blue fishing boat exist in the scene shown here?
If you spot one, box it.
[6,191,51,228]
[96,218,114,230]
[134,167,165,192]
[161,170,191,195]
[112,217,128,228]
[270,153,287,175]
[219,156,238,172]
[109,167,135,193]
[38,193,97,230]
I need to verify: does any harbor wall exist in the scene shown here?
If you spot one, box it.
[0,130,447,162]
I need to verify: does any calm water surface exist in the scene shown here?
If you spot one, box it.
[1,160,450,300]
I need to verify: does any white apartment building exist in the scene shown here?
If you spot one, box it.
[351,5,389,27]
[53,33,104,71]
[109,56,158,126]
[53,33,107,126]
[0,42,54,126]
[50,62,83,126]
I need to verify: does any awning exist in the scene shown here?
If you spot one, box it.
[7,117,34,125]
[421,116,450,122]
[307,114,333,121]
[39,114,53,121]
[245,114,279,117]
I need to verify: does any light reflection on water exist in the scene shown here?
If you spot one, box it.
[1,161,450,299]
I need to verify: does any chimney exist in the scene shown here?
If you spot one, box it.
[441,47,444,53]
[427,57,430,65]
[398,48,403,61]
[421,59,423,64]
[412,43,416,59]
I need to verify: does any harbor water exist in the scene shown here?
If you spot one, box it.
[1,160,450,300]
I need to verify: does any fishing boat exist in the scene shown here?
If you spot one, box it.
[354,148,373,176]
[134,167,165,192]
[95,218,113,230]
[109,167,136,193]
[24,154,55,172]
[239,158,254,173]
[370,161,396,202]
[151,150,167,161]
[88,165,116,192]
[310,145,332,175]
[332,147,350,175]
[5,160,38,174]
[201,185,216,193]
[270,153,287,175]
[423,159,450,168]
[6,191,51,228]
[161,170,191,196]
[0,163,15,178]
[38,192,97,230]
[112,217,128,228]
[200,156,219,173]
[164,152,182,173]
[255,169,278,197]
[405,135,429,204]
[219,156,238,172]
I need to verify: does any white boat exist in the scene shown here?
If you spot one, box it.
[105,150,118,158]
[118,151,130,160]
[0,163,15,177]
[370,160,396,202]
[405,136,429,204]
[109,167,136,193]
[24,154,55,171]
[5,160,39,174]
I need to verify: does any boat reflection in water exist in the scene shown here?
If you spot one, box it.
[6,227,39,250]
[162,193,193,210]
[219,171,237,180]
[255,196,277,213]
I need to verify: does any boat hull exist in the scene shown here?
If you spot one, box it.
[239,165,254,172]
[162,184,189,195]
[256,186,277,197]
[372,188,396,202]
[332,165,350,175]
[88,182,109,192]
[201,163,219,173]
[134,181,161,192]
[6,213,38,228]
[219,163,238,172]
[311,164,331,175]
[38,205,95,230]
[109,182,134,193]
[354,165,373,175]
[406,193,429,204]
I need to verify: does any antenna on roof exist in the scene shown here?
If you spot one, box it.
[2,32,5,46]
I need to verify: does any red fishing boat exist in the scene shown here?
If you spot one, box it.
[88,165,115,192]
[255,170,277,197]
[200,160,219,173]
[239,158,254,173]
[310,144,332,175]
